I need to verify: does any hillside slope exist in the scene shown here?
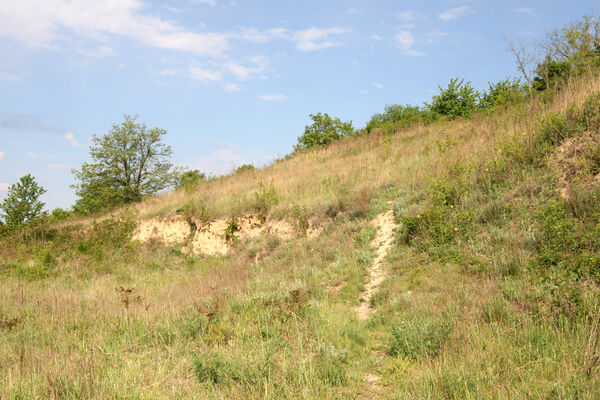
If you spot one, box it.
[2,74,600,398]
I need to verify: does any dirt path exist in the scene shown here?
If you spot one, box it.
[354,209,397,321]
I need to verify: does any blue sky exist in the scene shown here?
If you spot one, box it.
[0,0,597,210]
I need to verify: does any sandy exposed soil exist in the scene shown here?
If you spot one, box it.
[133,215,306,256]
[354,209,397,321]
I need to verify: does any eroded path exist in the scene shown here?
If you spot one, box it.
[354,209,398,321]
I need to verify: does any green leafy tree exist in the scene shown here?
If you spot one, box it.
[427,78,479,118]
[0,174,46,225]
[479,78,528,109]
[366,104,435,133]
[295,113,354,150]
[72,114,177,214]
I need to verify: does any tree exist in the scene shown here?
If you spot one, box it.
[295,113,354,150]
[0,174,46,225]
[72,114,177,214]
[479,78,528,109]
[176,169,206,192]
[426,78,479,118]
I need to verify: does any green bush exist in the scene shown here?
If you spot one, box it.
[479,78,528,109]
[426,78,479,118]
[366,104,435,133]
[253,182,278,221]
[295,112,354,150]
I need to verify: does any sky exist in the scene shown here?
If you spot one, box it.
[0,0,598,211]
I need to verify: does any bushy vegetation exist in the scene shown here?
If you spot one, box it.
[295,112,354,150]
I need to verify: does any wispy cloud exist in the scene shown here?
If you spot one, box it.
[397,10,425,21]
[0,182,9,192]
[0,72,24,82]
[427,31,449,42]
[515,7,537,17]
[189,65,223,82]
[293,27,348,51]
[64,131,82,147]
[191,0,216,5]
[26,152,38,158]
[222,82,240,92]
[0,151,5,160]
[347,8,358,14]
[395,31,425,56]
[224,57,268,80]
[372,83,384,90]
[438,6,472,21]
[235,27,289,43]
[76,45,115,59]
[258,94,287,102]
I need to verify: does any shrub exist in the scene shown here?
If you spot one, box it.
[366,104,434,133]
[253,182,278,222]
[479,78,528,109]
[234,164,255,175]
[295,112,354,150]
[176,169,206,193]
[427,78,479,118]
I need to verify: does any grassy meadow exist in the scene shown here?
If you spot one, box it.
[2,72,600,398]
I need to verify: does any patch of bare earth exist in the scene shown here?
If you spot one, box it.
[354,209,397,320]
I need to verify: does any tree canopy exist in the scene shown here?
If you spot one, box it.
[0,174,46,226]
[72,115,177,214]
[295,113,354,150]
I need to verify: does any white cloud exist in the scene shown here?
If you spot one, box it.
[0,0,229,56]
[395,31,425,56]
[395,31,415,48]
[515,7,537,17]
[191,0,216,5]
[372,83,384,90]
[0,182,9,192]
[223,82,240,92]
[64,131,82,147]
[438,6,471,21]
[258,94,287,102]
[397,10,424,21]
[76,45,115,59]
[293,27,348,51]
[371,34,382,41]
[236,27,289,43]
[26,151,38,158]
[0,72,23,82]
[394,31,425,57]
[224,57,268,80]
[360,89,369,95]
[189,66,222,82]
[347,8,357,14]
[0,151,5,160]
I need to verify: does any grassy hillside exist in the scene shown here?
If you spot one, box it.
[2,73,600,398]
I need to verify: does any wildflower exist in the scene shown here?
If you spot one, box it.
[454,227,458,231]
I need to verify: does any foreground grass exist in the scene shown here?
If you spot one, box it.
[2,73,600,398]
